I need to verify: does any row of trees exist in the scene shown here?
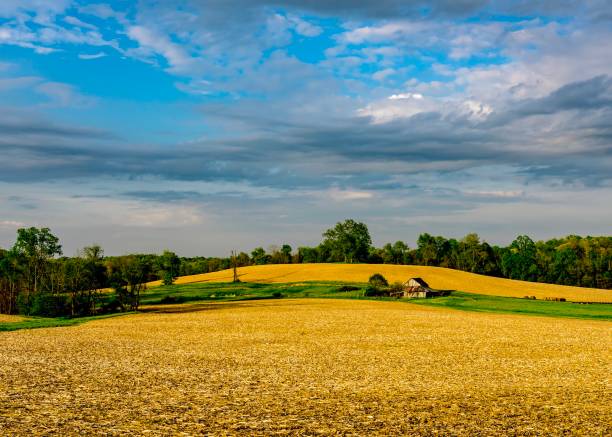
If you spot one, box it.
[0,228,185,316]
[1,221,611,316]
[296,220,612,289]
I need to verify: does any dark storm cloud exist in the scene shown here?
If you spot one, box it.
[162,0,486,25]
[177,0,610,21]
[1,76,611,188]
[490,75,612,125]
[0,118,113,140]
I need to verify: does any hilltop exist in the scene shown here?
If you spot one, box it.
[150,263,612,303]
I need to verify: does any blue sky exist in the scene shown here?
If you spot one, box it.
[1,0,611,255]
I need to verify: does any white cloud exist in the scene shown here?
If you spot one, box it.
[341,22,425,44]
[329,188,373,201]
[464,190,524,198]
[78,3,125,22]
[388,92,423,100]
[64,15,98,31]
[0,220,25,227]
[120,205,204,227]
[78,52,107,60]
[288,15,322,37]
[0,75,41,91]
[35,82,95,107]
[0,0,71,21]
[126,25,195,73]
[372,68,396,81]
[461,100,493,120]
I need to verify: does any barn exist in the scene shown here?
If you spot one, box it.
[402,277,434,298]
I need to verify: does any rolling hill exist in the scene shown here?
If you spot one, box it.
[149,263,612,303]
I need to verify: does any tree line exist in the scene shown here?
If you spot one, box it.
[1,221,611,316]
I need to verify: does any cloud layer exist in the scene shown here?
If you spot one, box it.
[1,0,611,254]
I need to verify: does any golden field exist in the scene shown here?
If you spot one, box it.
[150,263,612,302]
[1,299,610,435]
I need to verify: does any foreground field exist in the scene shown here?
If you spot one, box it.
[152,263,612,302]
[1,299,610,435]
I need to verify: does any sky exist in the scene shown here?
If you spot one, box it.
[1,0,611,256]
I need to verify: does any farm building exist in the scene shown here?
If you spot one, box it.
[399,278,451,298]
[402,277,433,298]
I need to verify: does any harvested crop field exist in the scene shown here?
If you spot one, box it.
[1,299,610,435]
[150,263,612,302]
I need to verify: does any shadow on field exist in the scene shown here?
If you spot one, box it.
[140,299,309,315]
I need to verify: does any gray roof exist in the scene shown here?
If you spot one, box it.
[408,277,429,287]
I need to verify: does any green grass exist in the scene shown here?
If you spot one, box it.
[143,282,612,321]
[140,281,365,304]
[0,312,132,332]
[407,291,612,320]
[2,282,610,332]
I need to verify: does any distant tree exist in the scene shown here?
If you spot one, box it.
[251,247,269,265]
[297,246,319,263]
[159,250,180,285]
[12,227,62,312]
[81,245,106,315]
[416,233,439,266]
[268,245,284,264]
[382,241,409,264]
[108,255,150,311]
[236,252,251,267]
[321,219,372,263]
[281,244,292,263]
[0,248,22,314]
[552,248,579,285]
[502,235,538,281]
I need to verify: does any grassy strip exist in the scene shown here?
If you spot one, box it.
[3,281,610,332]
[406,291,612,320]
[144,281,612,321]
[0,312,132,332]
[140,281,364,304]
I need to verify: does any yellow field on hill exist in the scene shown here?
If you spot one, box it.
[1,299,609,434]
[151,263,612,302]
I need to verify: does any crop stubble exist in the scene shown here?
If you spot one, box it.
[1,299,610,435]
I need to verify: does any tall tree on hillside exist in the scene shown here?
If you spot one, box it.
[12,227,62,311]
[251,247,268,265]
[281,244,292,264]
[108,255,150,311]
[502,235,538,281]
[82,245,107,314]
[159,250,180,285]
[0,248,23,314]
[321,219,372,263]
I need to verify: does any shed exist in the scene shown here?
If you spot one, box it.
[402,277,433,298]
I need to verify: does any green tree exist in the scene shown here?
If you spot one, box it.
[321,219,372,263]
[0,248,23,314]
[251,247,269,265]
[502,235,538,281]
[12,227,62,311]
[108,255,150,311]
[297,246,319,263]
[281,244,292,263]
[159,250,180,285]
[382,241,409,264]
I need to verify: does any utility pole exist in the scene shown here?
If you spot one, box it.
[232,250,240,283]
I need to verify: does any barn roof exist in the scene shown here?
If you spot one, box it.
[408,277,429,287]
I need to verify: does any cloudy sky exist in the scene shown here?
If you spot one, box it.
[1,1,611,256]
